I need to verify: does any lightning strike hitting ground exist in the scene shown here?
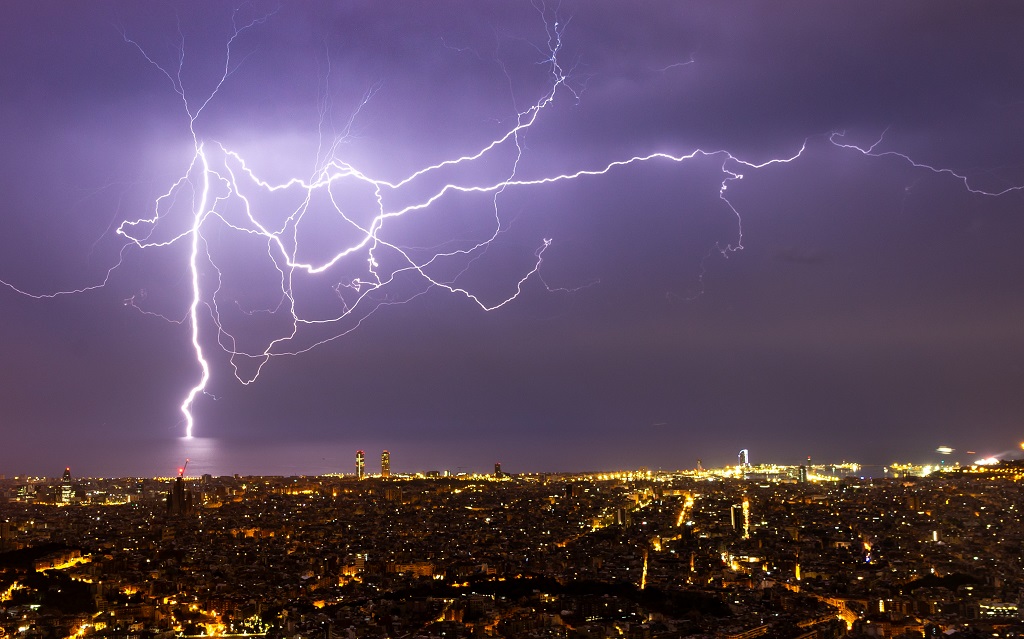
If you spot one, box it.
[1,9,1020,440]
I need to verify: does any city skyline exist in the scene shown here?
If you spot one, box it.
[1,444,1014,481]
[6,463,1024,638]
[3,2,1024,477]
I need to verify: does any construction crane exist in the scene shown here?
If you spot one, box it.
[178,458,190,478]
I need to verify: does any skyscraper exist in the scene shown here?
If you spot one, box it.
[729,498,750,539]
[738,449,749,468]
[381,450,390,478]
[0,522,11,552]
[167,477,193,516]
[730,504,743,531]
[59,467,73,505]
[356,450,365,480]
[742,495,750,539]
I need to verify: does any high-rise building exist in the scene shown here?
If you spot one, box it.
[798,465,808,483]
[59,467,73,505]
[381,450,390,478]
[738,449,749,467]
[0,521,11,551]
[729,500,750,538]
[742,495,750,539]
[356,450,365,480]
[167,477,194,516]
[494,462,502,478]
[615,507,631,526]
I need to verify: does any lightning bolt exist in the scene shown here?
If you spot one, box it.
[2,9,1021,439]
[829,128,1024,197]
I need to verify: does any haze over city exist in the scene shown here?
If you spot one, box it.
[3,2,1024,477]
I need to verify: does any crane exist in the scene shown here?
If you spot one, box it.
[178,458,190,478]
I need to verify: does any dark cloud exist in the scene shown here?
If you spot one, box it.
[1,1,1023,475]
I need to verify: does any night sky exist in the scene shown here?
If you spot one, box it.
[3,2,1024,477]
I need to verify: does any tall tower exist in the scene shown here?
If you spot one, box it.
[742,495,750,539]
[381,450,390,478]
[59,467,73,505]
[738,449,749,468]
[167,477,193,516]
[356,450,365,480]
[0,521,11,551]
[494,462,502,478]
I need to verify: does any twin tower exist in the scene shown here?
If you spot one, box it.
[355,450,390,480]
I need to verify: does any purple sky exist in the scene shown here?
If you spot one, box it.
[2,2,1024,477]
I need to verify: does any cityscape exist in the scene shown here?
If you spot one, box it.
[3,3,1024,639]
[3,451,1024,639]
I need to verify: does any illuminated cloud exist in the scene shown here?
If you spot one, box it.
[1,2,1023,474]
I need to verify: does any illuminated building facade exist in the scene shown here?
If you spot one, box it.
[59,467,73,505]
[730,504,743,531]
[356,450,365,480]
[381,450,390,478]
[742,495,750,539]
[729,497,751,539]
[978,600,1019,618]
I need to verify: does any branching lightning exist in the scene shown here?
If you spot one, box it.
[2,9,1021,439]
[829,129,1024,197]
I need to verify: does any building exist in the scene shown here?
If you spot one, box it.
[167,477,193,516]
[977,600,1019,619]
[494,462,502,478]
[730,504,743,531]
[738,449,749,467]
[0,521,12,551]
[381,450,390,478]
[356,450,365,480]
[798,465,808,483]
[383,484,402,502]
[742,495,750,539]
[59,467,74,505]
